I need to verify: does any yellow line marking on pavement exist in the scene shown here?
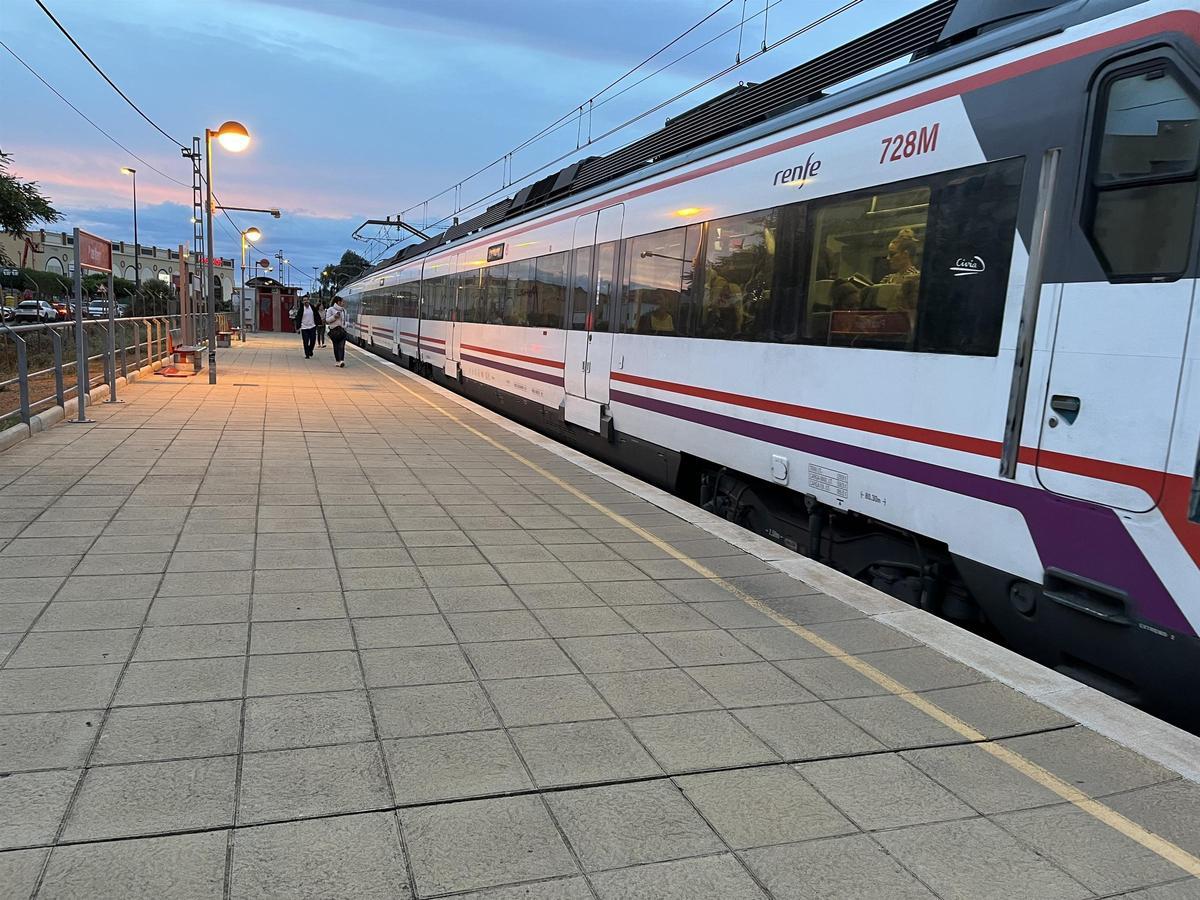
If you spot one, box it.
[358,352,1200,877]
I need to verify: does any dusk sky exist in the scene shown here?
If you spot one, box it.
[3,0,923,286]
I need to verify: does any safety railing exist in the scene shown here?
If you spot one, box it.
[0,312,208,430]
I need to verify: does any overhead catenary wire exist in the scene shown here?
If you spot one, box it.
[28,0,291,266]
[33,0,188,151]
[397,0,744,221]
[0,40,191,190]
[401,0,861,245]
[1,37,329,281]
[395,0,795,229]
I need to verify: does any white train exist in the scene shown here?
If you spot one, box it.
[344,0,1200,725]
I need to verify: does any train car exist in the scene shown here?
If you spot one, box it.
[343,0,1200,725]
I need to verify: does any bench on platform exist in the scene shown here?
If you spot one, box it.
[172,344,205,373]
[216,331,232,347]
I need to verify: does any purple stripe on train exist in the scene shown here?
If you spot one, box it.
[460,353,564,386]
[610,388,1193,637]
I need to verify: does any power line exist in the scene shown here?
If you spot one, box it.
[409,0,860,240]
[33,0,188,150]
[0,38,315,284]
[0,40,191,189]
[398,0,743,221]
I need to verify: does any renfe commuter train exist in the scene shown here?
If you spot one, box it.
[343,0,1200,725]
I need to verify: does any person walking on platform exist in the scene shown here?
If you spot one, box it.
[314,300,327,348]
[326,296,348,368]
[295,298,318,359]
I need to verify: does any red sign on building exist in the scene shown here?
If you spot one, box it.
[77,230,113,272]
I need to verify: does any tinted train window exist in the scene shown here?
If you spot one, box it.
[460,269,484,323]
[484,264,509,324]
[534,252,567,328]
[506,259,535,326]
[569,246,593,331]
[804,186,930,350]
[621,228,685,336]
[1087,63,1200,279]
[699,211,777,341]
[917,157,1023,355]
[593,241,618,332]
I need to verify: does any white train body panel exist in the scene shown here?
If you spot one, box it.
[343,0,1200,716]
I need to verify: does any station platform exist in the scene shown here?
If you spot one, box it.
[1,332,1199,899]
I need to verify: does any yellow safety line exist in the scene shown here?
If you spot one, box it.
[358,353,1200,877]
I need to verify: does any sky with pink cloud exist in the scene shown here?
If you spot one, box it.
[2,0,922,284]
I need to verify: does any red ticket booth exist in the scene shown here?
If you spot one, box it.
[248,278,303,331]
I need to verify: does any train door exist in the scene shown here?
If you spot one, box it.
[563,213,597,427]
[1036,55,1200,511]
[586,204,624,404]
[563,206,623,431]
[445,257,462,378]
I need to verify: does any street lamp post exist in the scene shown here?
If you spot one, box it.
[120,167,139,314]
[201,120,251,384]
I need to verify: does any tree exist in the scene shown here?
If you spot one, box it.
[318,249,371,296]
[0,152,61,266]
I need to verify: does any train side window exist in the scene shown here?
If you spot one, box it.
[507,259,534,326]
[569,246,593,331]
[427,276,445,321]
[621,227,686,336]
[593,241,619,332]
[804,185,930,350]
[484,264,509,324]
[460,269,484,323]
[678,223,704,337]
[1085,63,1200,279]
[699,210,777,341]
[534,251,567,328]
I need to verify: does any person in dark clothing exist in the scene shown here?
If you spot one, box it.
[326,296,348,367]
[314,300,327,348]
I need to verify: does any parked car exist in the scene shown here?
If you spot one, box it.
[50,301,70,321]
[12,300,57,323]
[86,300,128,318]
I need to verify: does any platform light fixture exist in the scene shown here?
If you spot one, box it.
[200,119,252,383]
[214,121,251,153]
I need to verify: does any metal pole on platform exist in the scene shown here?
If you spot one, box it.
[203,130,218,384]
[70,228,93,423]
[104,266,121,403]
[200,121,251,382]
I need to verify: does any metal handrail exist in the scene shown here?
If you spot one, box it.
[0,313,208,427]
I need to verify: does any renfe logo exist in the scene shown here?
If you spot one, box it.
[950,256,986,277]
[773,153,822,189]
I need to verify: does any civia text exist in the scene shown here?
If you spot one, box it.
[950,256,986,277]
[773,153,822,189]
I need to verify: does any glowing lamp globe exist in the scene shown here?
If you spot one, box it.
[215,121,251,153]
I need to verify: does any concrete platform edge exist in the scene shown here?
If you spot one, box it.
[354,345,1200,784]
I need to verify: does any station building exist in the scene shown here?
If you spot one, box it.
[1,228,237,304]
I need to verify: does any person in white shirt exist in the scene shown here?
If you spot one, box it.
[326,296,348,367]
[295,298,318,358]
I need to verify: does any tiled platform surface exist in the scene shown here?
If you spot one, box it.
[1,333,1198,899]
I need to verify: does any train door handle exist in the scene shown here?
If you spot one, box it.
[1049,394,1081,425]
